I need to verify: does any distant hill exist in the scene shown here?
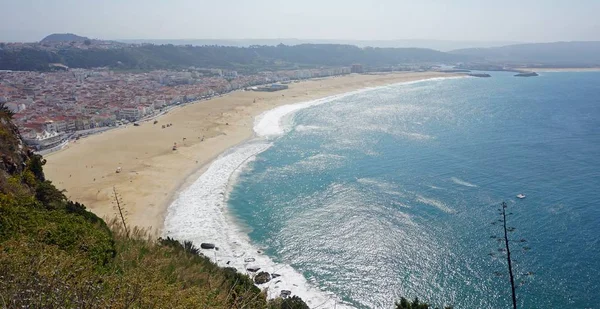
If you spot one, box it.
[40,33,90,43]
[120,38,521,52]
[0,43,473,72]
[451,41,600,67]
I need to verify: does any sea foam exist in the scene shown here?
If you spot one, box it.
[450,177,478,187]
[163,141,351,307]
[253,76,467,138]
[416,194,455,214]
[164,102,360,307]
[164,76,465,308]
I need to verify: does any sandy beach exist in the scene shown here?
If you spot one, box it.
[44,72,458,236]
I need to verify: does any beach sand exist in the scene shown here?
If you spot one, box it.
[44,72,457,236]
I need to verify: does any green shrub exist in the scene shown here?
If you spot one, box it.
[268,295,310,309]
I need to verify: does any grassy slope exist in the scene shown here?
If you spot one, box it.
[0,107,307,308]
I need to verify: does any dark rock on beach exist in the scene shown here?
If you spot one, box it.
[280,290,292,298]
[200,243,215,249]
[254,271,271,284]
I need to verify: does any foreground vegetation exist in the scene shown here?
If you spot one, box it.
[0,105,311,308]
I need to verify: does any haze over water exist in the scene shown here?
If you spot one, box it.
[227,72,600,308]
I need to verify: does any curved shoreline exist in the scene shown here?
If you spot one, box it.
[163,75,468,307]
[44,72,459,239]
[166,74,470,227]
[42,73,464,307]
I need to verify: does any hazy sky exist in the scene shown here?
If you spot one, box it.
[2,0,599,43]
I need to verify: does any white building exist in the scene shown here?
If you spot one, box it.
[23,130,66,151]
[43,121,58,133]
[295,70,312,79]
[223,71,238,79]
[51,120,68,132]
[154,100,167,109]
[118,107,143,121]
[4,102,26,113]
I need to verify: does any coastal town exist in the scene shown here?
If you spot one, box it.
[0,66,356,152]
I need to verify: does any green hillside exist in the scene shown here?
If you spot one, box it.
[0,103,308,308]
[451,41,600,66]
[0,43,471,72]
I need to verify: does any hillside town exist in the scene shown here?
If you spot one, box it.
[0,66,354,151]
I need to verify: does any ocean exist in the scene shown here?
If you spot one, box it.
[164,72,600,308]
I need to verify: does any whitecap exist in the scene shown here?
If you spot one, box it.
[450,177,478,188]
[416,194,455,214]
[295,125,324,132]
[396,131,434,140]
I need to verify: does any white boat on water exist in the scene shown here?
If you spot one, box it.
[516,193,526,199]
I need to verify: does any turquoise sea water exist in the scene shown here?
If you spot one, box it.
[227,72,600,308]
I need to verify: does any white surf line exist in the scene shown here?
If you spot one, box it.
[254,75,469,138]
[450,177,478,187]
[164,75,467,308]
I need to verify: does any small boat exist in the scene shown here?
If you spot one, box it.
[516,194,526,199]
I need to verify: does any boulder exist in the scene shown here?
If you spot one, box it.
[246,266,261,272]
[280,290,292,298]
[200,243,215,249]
[254,271,271,284]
